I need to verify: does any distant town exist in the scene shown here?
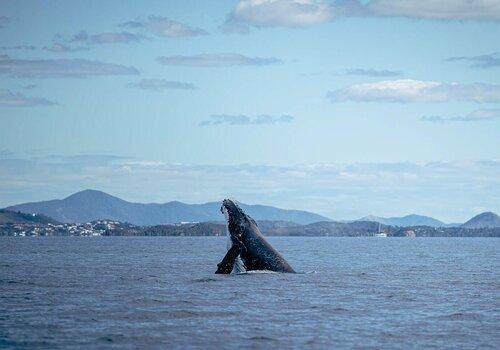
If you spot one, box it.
[0,219,132,237]
[1,217,499,237]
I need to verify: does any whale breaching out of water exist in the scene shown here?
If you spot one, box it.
[216,198,295,274]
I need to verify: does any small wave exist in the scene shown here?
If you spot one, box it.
[99,334,125,343]
[294,270,317,274]
[311,305,348,313]
[236,270,278,275]
[247,336,277,342]
[124,308,236,320]
[235,270,315,275]
[329,307,348,313]
[436,312,482,321]
[1,279,37,286]
[192,277,219,283]
[168,310,238,318]
[132,297,171,306]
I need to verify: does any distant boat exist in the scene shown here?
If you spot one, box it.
[374,222,387,237]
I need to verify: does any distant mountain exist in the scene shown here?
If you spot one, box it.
[0,209,59,225]
[6,189,330,225]
[357,214,446,227]
[462,212,500,228]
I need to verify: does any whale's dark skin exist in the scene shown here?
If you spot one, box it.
[216,199,295,274]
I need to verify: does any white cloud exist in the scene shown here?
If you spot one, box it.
[223,0,500,32]
[128,79,196,91]
[0,45,36,51]
[121,16,207,38]
[421,115,446,123]
[0,55,139,78]
[199,114,294,126]
[446,52,500,68]
[344,68,402,77]
[0,89,56,107]
[327,79,500,103]
[43,43,89,52]
[367,0,500,21]
[422,109,500,123]
[157,53,282,67]
[67,30,147,45]
[223,0,334,32]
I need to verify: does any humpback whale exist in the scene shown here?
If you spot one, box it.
[216,199,295,274]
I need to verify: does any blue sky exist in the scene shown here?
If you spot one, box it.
[1,0,499,222]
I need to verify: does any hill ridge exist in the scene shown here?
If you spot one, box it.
[357,214,447,227]
[6,189,330,225]
[462,212,500,228]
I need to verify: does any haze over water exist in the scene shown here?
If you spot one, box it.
[1,237,499,349]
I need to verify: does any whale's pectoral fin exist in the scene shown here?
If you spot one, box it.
[215,244,241,274]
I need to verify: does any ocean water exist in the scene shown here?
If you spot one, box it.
[1,237,499,349]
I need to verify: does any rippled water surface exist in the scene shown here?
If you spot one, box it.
[1,237,499,349]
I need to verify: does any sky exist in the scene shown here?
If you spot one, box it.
[0,0,499,222]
